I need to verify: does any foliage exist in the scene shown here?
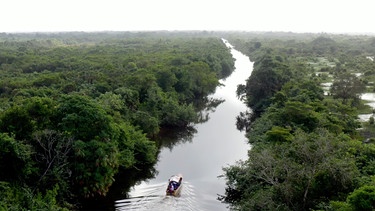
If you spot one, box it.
[238,52,292,115]
[0,32,235,209]
[348,185,375,211]
[0,133,34,182]
[0,182,69,211]
[223,129,358,210]
[331,72,366,104]
[222,32,375,211]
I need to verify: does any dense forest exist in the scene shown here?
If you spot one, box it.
[220,32,375,210]
[2,31,375,211]
[0,32,235,210]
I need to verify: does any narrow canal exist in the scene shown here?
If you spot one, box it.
[115,40,253,210]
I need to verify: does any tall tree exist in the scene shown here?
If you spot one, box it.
[330,72,366,104]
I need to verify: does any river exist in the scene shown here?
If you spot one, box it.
[115,40,253,211]
[358,93,375,122]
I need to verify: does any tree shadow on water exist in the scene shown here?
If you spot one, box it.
[81,164,158,211]
[156,126,197,151]
[196,96,225,124]
[156,96,225,151]
[81,96,224,210]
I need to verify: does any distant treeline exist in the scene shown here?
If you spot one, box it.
[0,32,234,210]
[221,32,375,210]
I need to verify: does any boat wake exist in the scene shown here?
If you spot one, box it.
[115,181,198,211]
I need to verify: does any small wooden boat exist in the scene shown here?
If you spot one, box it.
[166,174,183,196]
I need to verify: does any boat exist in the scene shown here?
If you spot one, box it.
[166,174,183,196]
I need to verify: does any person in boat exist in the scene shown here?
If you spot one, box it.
[167,175,182,194]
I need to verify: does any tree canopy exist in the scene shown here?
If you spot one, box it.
[222,31,375,211]
[0,31,235,209]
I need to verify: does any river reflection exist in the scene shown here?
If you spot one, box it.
[115,40,253,211]
[156,126,197,151]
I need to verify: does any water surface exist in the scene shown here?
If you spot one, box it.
[358,92,375,122]
[115,40,253,210]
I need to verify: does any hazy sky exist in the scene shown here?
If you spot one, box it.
[1,0,374,34]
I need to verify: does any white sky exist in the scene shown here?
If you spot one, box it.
[1,0,374,34]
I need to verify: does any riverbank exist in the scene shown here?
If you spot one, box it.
[115,40,253,210]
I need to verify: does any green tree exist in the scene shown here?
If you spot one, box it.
[279,101,320,132]
[0,32,235,208]
[56,94,113,141]
[132,111,160,136]
[185,61,219,98]
[0,183,69,211]
[156,68,177,92]
[159,96,196,127]
[72,138,118,197]
[240,53,291,115]
[54,94,120,197]
[0,133,33,182]
[331,72,366,104]
[31,130,72,194]
[115,122,156,169]
[265,126,292,142]
[0,97,57,140]
[348,185,375,211]
[0,105,35,141]
[222,129,358,210]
